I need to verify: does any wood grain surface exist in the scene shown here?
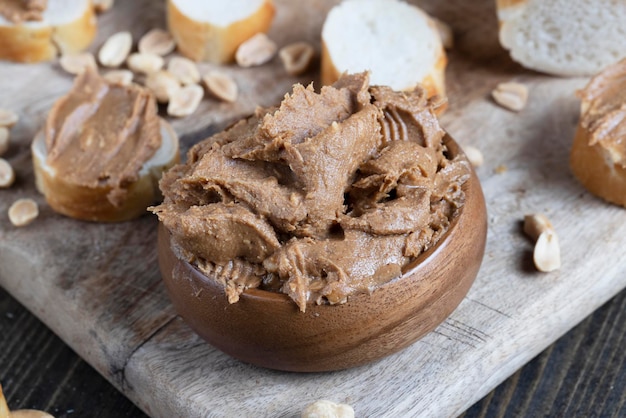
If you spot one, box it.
[1,0,626,417]
[1,286,625,417]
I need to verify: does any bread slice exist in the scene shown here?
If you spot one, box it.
[167,0,275,63]
[497,0,626,77]
[570,58,626,207]
[0,0,96,63]
[321,0,446,99]
[32,120,180,222]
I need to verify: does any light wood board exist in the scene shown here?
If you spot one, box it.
[1,0,625,417]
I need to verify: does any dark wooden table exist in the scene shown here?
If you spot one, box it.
[1,285,624,418]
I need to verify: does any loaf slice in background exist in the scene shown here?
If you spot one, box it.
[167,0,275,63]
[0,0,96,63]
[497,0,626,76]
[321,0,446,99]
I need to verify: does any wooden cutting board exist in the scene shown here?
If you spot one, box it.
[1,1,625,417]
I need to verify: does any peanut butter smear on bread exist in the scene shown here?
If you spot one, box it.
[152,73,469,312]
[44,67,161,207]
[0,0,47,23]
[578,58,626,167]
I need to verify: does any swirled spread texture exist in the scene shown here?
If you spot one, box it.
[153,73,469,311]
[44,67,161,207]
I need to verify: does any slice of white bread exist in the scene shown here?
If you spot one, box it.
[497,0,626,77]
[167,0,275,63]
[32,120,180,222]
[0,0,96,63]
[570,58,626,207]
[321,0,446,99]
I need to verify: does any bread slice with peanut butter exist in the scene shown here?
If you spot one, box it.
[570,58,626,207]
[32,67,180,222]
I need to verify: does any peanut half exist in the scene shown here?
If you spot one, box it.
[138,29,176,56]
[0,384,8,418]
[462,145,483,167]
[0,384,54,418]
[167,84,204,117]
[523,213,561,272]
[59,52,97,75]
[534,231,561,272]
[98,31,133,67]
[10,411,55,418]
[236,33,277,67]
[0,108,18,128]
[492,82,528,112]
[103,69,133,86]
[146,70,180,103]
[0,158,15,188]
[279,42,315,76]
[167,57,200,85]
[8,198,39,227]
[203,72,238,103]
[523,213,553,242]
[127,53,164,75]
[301,400,355,418]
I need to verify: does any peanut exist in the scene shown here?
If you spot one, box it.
[146,70,180,103]
[279,42,315,76]
[98,31,133,67]
[301,400,354,418]
[167,84,203,117]
[235,33,277,67]
[59,52,97,75]
[203,72,238,103]
[492,82,528,112]
[127,53,164,75]
[8,198,38,227]
[523,213,561,272]
[523,213,554,242]
[0,109,18,128]
[167,57,200,85]
[138,29,176,56]
[463,145,483,167]
[103,70,133,86]
[534,231,561,272]
[0,158,15,188]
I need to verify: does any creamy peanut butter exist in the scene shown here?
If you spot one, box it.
[153,73,469,311]
[45,67,161,206]
[0,0,47,23]
[578,58,626,166]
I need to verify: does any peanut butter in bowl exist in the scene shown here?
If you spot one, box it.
[154,72,487,371]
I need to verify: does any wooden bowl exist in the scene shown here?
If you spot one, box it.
[157,134,487,372]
